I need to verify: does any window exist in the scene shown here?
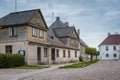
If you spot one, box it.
[75,51,77,58]
[6,45,12,54]
[106,46,109,51]
[56,49,59,57]
[36,17,40,24]
[106,54,109,57]
[68,50,70,57]
[40,30,44,38]
[113,46,116,51]
[32,27,37,36]
[63,50,66,57]
[44,48,47,57]
[10,27,17,36]
[113,54,117,57]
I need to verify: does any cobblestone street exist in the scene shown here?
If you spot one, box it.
[20,61,120,80]
[0,61,120,80]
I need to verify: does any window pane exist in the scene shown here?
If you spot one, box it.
[106,46,109,51]
[36,17,40,24]
[10,27,17,36]
[113,54,117,57]
[32,28,37,36]
[40,30,44,38]
[68,50,70,57]
[6,45,12,54]
[56,49,59,57]
[63,50,66,57]
[106,54,109,57]
[44,48,47,57]
[113,46,116,51]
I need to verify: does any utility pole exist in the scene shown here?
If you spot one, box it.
[15,0,17,12]
[52,12,54,23]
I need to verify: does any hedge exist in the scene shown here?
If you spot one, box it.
[0,54,25,68]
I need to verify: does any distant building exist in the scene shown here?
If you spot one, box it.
[98,33,120,60]
[80,39,89,61]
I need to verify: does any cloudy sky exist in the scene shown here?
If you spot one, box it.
[0,0,120,49]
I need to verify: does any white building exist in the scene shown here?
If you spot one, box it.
[99,33,120,60]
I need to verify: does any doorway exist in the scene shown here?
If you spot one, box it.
[37,47,41,62]
[51,48,55,61]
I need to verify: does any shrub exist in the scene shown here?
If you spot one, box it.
[79,55,83,62]
[0,54,25,68]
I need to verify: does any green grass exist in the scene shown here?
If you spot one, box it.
[59,60,99,69]
[11,65,49,69]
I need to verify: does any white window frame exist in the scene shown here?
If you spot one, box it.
[10,27,17,36]
[32,27,37,36]
[40,30,44,38]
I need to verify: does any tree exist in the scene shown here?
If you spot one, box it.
[94,51,100,60]
[85,47,97,61]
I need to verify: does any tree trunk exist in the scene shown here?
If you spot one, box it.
[96,55,97,60]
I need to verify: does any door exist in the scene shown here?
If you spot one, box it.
[37,47,41,62]
[51,48,55,60]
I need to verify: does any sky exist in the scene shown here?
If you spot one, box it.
[0,0,120,49]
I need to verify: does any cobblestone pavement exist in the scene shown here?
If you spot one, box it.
[20,61,120,80]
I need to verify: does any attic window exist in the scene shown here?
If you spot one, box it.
[36,17,40,24]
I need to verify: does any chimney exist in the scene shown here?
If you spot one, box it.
[77,29,80,37]
[56,16,60,21]
[108,32,110,36]
[64,22,69,27]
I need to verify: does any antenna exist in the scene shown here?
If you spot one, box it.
[15,0,17,12]
[52,12,54,23]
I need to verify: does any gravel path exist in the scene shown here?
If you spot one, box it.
[20,61,120,80]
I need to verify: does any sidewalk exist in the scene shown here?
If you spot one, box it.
[0,63,73,80]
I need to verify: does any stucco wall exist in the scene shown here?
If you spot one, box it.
[99,45,120,60]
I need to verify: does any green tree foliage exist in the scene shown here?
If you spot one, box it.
[85,47,98,61]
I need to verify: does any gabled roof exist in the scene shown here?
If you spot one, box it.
[47,28,66,47]
[53,27,74,37]
[49,17,66,29]
[99,34,120,46]
[0,9,48,29]
[80,38,88,47]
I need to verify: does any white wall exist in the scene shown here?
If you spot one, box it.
[99,45,120,60]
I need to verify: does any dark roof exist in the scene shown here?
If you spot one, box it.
[99,34,120,46]
[80,38,88,47]
[47,28,66,47]
[0,9,48,29]
[53,27,74,37]
[49,17,66,29]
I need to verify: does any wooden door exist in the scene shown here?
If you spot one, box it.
[37,47,41,62]
[51,48,55,60]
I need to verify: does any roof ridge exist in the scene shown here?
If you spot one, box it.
[10,9,40,14]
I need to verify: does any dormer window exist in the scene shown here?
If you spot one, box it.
[10,27,17,36]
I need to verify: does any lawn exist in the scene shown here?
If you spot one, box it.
[11,65,49,69]
[59,60,99,69]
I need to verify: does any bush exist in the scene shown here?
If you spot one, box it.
[79,55,83,62]
[0,54,25,68]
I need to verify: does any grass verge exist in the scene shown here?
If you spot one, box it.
[11,65,49,69]
[59,60,99,69]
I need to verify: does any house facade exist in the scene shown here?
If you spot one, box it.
[80,39,89,61]
[99,33,120,60]
[0,9,81,65]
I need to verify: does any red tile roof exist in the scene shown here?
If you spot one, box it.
[99,34,120,46]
